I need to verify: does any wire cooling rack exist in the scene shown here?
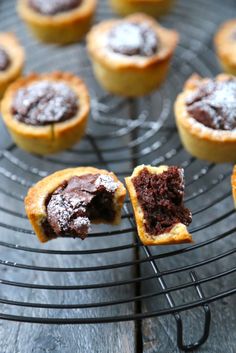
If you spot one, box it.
[0,0,235,351]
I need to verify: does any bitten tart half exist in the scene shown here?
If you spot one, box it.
[18,0,97,44]
[0,33,25,98]
[214,19,236,75]
[25,167,126,243]
[1,71,90,155]
[125,165,192,245]
[109,0,175,18]
[87,13,178,97]
[175,74,236,163]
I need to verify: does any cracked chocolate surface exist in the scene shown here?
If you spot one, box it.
[45,173,119,239]
[108,22,159,57]
[12,81,78,126]
[186,79,236,131]
[29,0,82,15]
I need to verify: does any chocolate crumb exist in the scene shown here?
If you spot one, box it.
[132,167,192,236]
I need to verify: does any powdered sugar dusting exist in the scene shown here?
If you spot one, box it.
[29,0,82,15]
[95,174,118,193]
[73,216,91,234]
[46,173,118,239]
[12,81,78,126]
[107,22,158,57]
[186,79,236,131]
[47,192,87,235]
[73,216,90,227]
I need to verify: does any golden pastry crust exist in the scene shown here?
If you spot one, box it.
[87,13,179,96]
[214,19,236,75]
[1,71,90,155]
[0,33,25,98]
[174,73,236,163]
[231,165,236,207]
[18,0,97,44]
[125,165,192,245]
[109,0,175,17]
[25,167,126,243]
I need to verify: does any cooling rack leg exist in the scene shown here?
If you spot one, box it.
[175,308,211,352]
[174,271,211,351]
[141,246,212,351]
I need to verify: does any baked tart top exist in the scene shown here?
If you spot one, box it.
[28,0,83,15]
[18,0,96,25]
[12,80,79,126]
[87,13,179,69]
[175,74,236,142]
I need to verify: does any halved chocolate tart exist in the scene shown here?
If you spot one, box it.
[125,165,192,245]
[25,167,126,243]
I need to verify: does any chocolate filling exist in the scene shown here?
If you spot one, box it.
[12,81,78,126]
[0,46,10,71]
[186,79,236,130]
[44,173,119,239]
[29,0,82,15]
[108,22,159,57]
[132,167,192,236]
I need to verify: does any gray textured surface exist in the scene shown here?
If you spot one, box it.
[0,0,235,352]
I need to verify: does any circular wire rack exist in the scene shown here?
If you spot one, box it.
[0,0,235,351]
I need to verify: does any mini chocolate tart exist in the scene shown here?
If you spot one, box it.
[0,33,25,98]
[87,13,179,97]
[175,74,236,163]
[1,71,90,155]
[125,165,192,245]
[109,0,175,18]
[232,165,236,207]
[18,0,97,44]
[25,167,126,243]
[214,19,236,75]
